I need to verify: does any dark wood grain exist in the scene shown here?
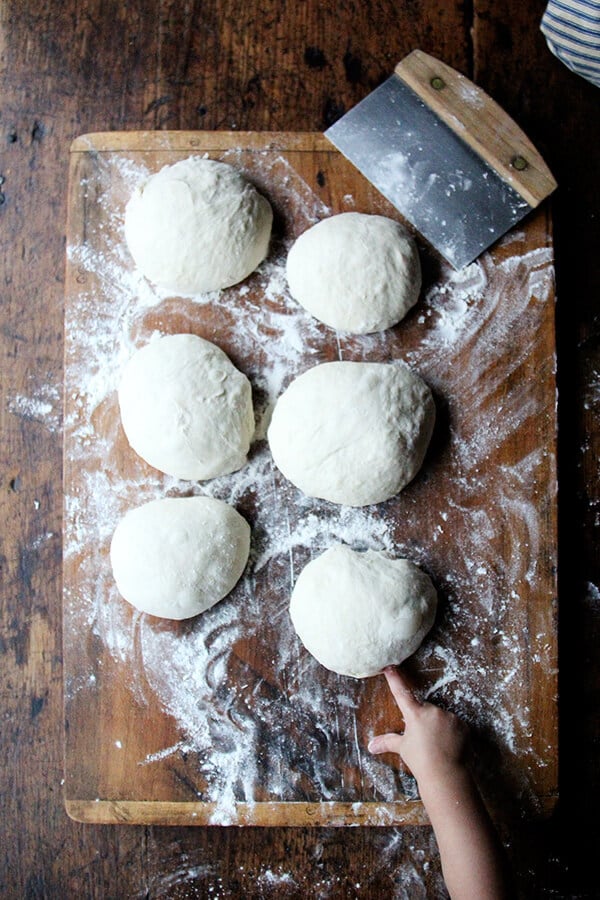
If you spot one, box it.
[0,1,598,897]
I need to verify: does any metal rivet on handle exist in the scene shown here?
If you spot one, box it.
[430,76,445,90]
[511,155,529,171]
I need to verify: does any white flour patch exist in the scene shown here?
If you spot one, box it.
[583,367,600,412]
[139,740,193,766]
[8,383,61,431]
[137,864,215,899]
[584,582,600,615]
[256,868,297,887]
[30,531,55,550]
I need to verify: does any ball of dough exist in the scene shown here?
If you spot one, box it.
[110,495,251,620]
[118,334,255,480]
[285,213,421,333]
[124,157,273,294]
[290,544,437,678]
[267,361,435,506]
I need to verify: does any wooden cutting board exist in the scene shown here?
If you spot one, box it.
[63,131,557,826]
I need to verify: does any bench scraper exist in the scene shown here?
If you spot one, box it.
[325,50,557,269]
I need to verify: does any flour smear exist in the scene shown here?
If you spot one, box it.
[63,146,557,824]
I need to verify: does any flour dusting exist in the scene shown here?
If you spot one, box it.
[8,382,61,431]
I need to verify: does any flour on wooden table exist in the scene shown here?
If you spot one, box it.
[7,384,61,432]
[63,149,556,820]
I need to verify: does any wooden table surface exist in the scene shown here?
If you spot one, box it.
[0,2,598,897]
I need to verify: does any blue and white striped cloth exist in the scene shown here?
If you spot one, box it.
[541,0,600,87]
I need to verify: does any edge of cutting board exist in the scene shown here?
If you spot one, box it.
[66,799,432,827]
[64,794,558,827]
[70,130,333,154]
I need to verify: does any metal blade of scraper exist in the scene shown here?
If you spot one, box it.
[325,51,557,269]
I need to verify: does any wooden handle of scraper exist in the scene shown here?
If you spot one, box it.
[395,50,557,208]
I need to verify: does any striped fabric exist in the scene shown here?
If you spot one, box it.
[541,0,600,87]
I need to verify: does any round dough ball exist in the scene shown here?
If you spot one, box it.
[267,361,435,506]
[110,495,251,620]
[285,213,421,333]
[124,157,273,294]
[290,544,437,678]
[118,334,255,480]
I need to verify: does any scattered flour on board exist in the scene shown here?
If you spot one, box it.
[63,149,557,822]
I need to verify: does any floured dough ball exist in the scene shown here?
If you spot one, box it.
[285,212,421,333]
[110,496,251,620]
[124,157,273,294]
[118,334,255,480]
[290,544,437,678]
[267,361,435,506]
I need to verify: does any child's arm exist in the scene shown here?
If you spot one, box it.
[368,666,511,900]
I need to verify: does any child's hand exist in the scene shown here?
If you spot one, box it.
[369,666,511,899]
[368,666,469,786]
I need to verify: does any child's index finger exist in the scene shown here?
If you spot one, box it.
[383,666,422,718]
